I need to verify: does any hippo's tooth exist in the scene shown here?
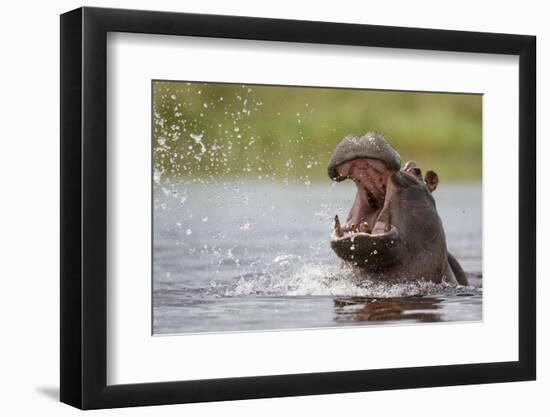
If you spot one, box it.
[384,212,392,233]
[361,222,371,233]
[334,215,344,237]
[350,223,358,233]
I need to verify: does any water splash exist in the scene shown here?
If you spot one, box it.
[207,254,480,298]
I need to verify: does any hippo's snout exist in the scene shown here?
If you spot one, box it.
[327,132,401,181]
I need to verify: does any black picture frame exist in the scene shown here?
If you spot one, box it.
[60,6,536,410]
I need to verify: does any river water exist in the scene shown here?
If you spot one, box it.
[153,180,482,334]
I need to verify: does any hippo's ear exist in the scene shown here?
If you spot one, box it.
[424,170,439,192]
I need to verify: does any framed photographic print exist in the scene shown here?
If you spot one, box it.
[60,6,536,409]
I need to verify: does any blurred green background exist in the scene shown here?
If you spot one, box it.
[153,81,482,183]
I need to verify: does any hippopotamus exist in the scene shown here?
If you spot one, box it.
[328,132,468,285]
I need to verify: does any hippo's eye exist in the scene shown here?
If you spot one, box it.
[401,161,425,184]
[411,167,422,179]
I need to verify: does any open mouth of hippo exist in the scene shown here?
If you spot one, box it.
[331,157,395,237]
[328,133,402,269]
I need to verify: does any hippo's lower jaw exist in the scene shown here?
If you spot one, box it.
[330,225,401,271]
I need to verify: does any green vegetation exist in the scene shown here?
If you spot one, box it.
[153,81,482,182]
